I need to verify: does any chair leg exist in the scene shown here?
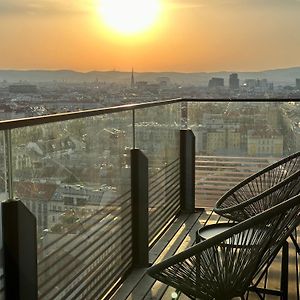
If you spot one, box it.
[280,241,289,300]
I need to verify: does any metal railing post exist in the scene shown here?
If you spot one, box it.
[131,149,149,267]
[180,129,195,213]
[132,109,136,149]
[280,241,289,300]
[2,200,38,300]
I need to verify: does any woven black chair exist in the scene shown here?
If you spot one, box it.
[147,194,300,300]
[214,151,300,222]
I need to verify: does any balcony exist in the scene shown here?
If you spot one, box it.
[0,99,299,299]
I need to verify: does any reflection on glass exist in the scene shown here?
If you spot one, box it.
[188,101,298,208]
[11,112,133,299]
[0,132,8,201]
[0,131,6,299]
[135,103,181,173]
[135,103,181,241]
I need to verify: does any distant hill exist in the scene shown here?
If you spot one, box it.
[1,67,300,86]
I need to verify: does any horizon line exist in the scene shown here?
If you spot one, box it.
[1,65,300,74]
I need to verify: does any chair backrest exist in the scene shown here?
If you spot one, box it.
[148,194,300,299]
[214,151,300,221]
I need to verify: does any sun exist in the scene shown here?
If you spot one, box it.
[98,0,161,35]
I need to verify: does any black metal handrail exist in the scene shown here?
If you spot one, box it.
[0,98,181,130]
[0,98,280,130]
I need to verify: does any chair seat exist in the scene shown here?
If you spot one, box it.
[148,195,300,300]
[214,152,300,222]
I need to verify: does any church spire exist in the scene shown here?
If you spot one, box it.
[131,67,135,88]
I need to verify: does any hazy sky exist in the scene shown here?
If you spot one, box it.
[1,0,300,72]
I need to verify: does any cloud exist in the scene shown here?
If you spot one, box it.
[0,0,93,16]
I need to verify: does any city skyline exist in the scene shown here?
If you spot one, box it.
[1,0,300,72]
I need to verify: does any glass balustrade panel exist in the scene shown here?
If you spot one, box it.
[10,111,133,299]
[135,103,181,242]
[0,131,6,299]
[188,101,298,208]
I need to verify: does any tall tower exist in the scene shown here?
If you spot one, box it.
[296,78,300,90]
[229,73,240,90]
[131,68,135,88]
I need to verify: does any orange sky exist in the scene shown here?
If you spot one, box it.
[1,0,300,72]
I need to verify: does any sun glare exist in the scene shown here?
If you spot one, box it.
[98,0,161,35]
